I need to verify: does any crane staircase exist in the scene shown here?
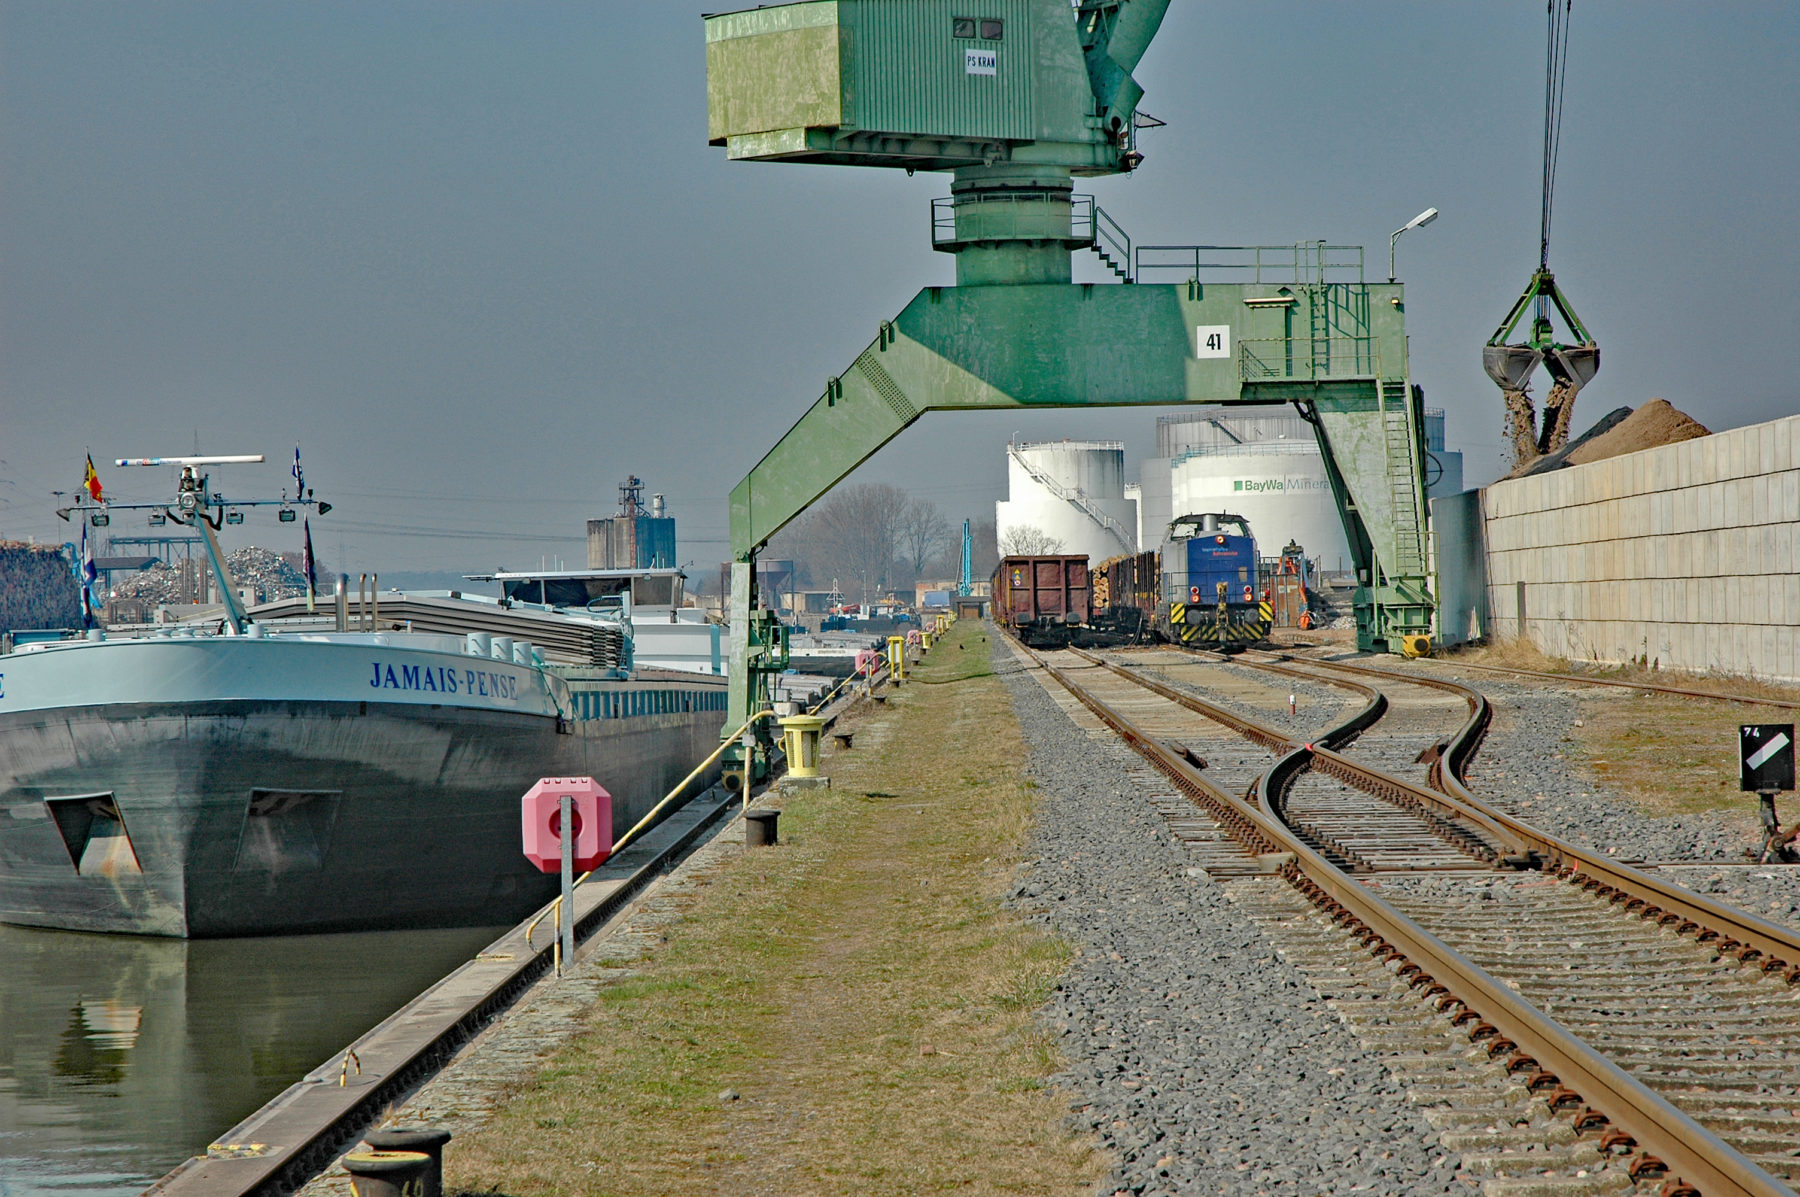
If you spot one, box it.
[1075,196,1133,282]
[1380,381,1428,581]
[1007,445,1138,557]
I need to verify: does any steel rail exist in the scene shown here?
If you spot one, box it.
[1238,649,1500,833]
[1422,656,1800,712]
[1075,648,1527,864]
[1010,635,1794,1197]
[1261,651,1800,982]
[1253,746,1790,1197]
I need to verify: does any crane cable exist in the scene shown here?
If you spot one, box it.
[1539,0,1574,271]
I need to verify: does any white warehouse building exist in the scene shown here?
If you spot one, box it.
[995,440,1139,563]
[1134,406,1464,576]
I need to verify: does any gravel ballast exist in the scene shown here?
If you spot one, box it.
[1419,669,1800,931]
[998,640,1460,1196]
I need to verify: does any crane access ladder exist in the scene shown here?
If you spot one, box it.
[1381,381,1428,581]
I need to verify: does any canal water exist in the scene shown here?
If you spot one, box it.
[0,922,504,1196]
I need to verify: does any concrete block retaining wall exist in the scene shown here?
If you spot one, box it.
[1447,411,1800,681]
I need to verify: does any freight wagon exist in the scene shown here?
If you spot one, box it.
[1093,513,1273,651]
[991,555,1091,648]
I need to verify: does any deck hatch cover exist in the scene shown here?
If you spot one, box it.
[43,793,143,877]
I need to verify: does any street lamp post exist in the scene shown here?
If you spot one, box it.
[1388,207,1440,283]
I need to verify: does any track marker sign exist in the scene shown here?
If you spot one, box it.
[1740,724,1794,793]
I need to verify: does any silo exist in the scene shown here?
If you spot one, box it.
[995,440,1138,563]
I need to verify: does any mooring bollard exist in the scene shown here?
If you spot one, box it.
[778,714,826,778]
[921,630,933,650]
[362,1128,452,1197]
[343,1150,431,1197]
[745,807,780,847]
[887,635,906,684]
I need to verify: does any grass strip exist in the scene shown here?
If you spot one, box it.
[448,619,1098,1196]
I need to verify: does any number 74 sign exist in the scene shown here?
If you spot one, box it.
[1740,724,1795,793]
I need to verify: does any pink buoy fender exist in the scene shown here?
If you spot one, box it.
[521,777,612,873]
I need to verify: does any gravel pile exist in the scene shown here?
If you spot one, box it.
[999,642,1457,1196]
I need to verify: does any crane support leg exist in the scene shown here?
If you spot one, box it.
[722,280,1434,751]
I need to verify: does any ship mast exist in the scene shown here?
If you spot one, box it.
[103,454,331,635]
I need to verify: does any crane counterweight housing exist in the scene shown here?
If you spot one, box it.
[705,0,1166,176]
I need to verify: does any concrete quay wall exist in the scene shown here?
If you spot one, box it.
[1437,411,1800,681]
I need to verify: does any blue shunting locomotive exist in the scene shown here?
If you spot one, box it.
[1093,512,1273,650]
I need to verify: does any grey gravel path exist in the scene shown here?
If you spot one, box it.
[999,639,1459,1196]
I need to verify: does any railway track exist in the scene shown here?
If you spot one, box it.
[1007,632,1800,1197]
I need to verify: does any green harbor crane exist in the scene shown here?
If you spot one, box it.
[706,0,1435,777]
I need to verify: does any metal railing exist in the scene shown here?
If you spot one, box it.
[1134,242,1366,285]
[930,192,1085,247]
[1237,336,1380,383]
[928,192,1118,251]
[1007,444,1137,557]
[1072,196,1131,277]
[807,656,889,715]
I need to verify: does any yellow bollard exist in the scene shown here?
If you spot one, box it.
[778,714,826,777]
[921,630,933,650]
[887,634,906,683]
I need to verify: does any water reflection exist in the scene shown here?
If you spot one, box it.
[0,922,503,1196]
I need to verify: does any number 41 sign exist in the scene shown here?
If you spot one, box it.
[1195,325,1231,359]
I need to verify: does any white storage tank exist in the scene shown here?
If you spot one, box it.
[1142,406,1463,578]
[995,440,1139,563]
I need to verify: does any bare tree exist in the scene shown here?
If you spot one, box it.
[897,498,951,578]
[795,483,911,599]
[998,524,1064,555]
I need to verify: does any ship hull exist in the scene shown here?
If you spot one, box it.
[0,637,727,936]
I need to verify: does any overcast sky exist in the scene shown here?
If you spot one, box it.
[3,2,1795,576]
